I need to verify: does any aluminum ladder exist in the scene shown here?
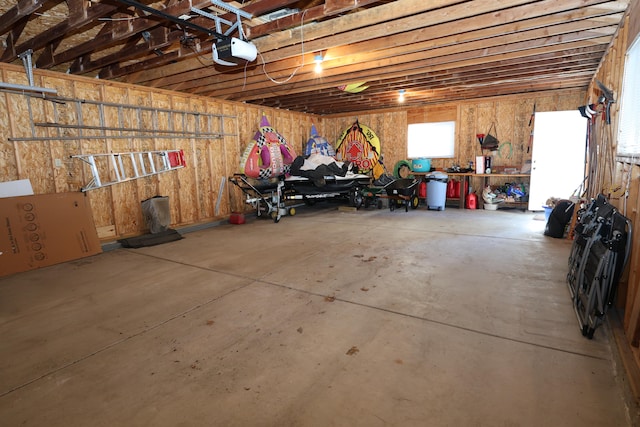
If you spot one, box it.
[71,150,185,191]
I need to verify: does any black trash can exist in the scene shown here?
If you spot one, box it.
[544,200,575,238]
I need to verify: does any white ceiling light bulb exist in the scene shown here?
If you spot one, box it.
[398,89,405,103]
[314,54,323,73]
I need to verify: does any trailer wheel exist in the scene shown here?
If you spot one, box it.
[271,211,280,223]
[352,191,363,209]
[288,207,296,216]
[411,195,419,209]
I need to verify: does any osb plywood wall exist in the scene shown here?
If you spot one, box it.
[0,62,317,240]
[323,89,584,191]
[588,6,640,392]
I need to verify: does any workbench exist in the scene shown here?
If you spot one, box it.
[413,172,530,209]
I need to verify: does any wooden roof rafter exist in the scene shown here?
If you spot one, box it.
[0,0,631,114]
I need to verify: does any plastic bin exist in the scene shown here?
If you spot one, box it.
[425,172,447,211]
[411,158,431,173]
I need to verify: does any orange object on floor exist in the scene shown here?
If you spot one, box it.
[466,193,478,209]
[229,212,246,224]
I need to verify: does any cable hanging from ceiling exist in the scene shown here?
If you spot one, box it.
[100,0,314,90]
[258,9,309,85]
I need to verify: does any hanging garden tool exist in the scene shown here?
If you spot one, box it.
[596,79,615,125]
[527,103,536,153]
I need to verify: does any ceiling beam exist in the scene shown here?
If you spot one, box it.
[191,25,616,99]
[125,0,472,84]
[0,0,48,35]
[215,37,611,102]
[168,8,621,96]
[131,0,622,97]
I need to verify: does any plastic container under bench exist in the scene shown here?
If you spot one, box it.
[425,172,448,211]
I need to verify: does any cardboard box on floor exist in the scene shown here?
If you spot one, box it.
[0,192,102,277]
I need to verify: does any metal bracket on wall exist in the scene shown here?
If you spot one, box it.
[0,49,57,95]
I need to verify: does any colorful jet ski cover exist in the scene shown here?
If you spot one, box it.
[239,115,297,179]
[304,124,336,157]
[335,120,381,173]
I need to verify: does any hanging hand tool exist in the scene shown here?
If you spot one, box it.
[527,103,536,153]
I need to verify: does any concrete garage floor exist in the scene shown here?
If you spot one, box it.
[0,204,632,426]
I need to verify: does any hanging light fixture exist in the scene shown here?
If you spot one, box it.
[398,89,406,103]
[314,54,323,73]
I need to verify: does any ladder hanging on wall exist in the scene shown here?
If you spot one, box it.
[71,150,186,192]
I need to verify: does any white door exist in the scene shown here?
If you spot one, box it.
[528,111,587,211]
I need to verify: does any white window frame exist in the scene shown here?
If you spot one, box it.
[616,35,640,163]
[407,121,455,159]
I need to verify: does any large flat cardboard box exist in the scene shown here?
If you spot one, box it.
[0,192,102,278]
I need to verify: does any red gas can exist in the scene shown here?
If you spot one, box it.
[418,181,427,199]
[453,181,461,198]
[447,180,455,198]
[466,193,478,209]
[229,212,246,224]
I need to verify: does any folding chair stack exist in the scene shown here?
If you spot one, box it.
[566,194,632,339]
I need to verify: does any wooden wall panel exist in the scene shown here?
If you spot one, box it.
[41,76,71,193]
[581,8,640,403]
[4,71,37,188]
[104,85,140,236]
[189,97,211,221]
[222,103,240,213]
[297,116,314,156]
[325,90,582,176]
[149,91,173,205]
[169,95,195,226]
[494,102,516,167]
[72,81,115,237]
[628,0,640,49]
[460,105,478,164]
[0,89,15,182]
[0,62,322,239]
[209,97,227,218]
[324,89,585,195]
[1,61,588,242]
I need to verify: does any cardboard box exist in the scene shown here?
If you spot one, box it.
[0,192,102,277]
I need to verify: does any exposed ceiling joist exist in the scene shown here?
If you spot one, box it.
[0,0,631,115]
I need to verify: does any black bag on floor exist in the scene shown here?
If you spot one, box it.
[544,200,575,238]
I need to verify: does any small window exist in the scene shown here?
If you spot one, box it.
[407,121,455,159]
[617,35,640,162]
